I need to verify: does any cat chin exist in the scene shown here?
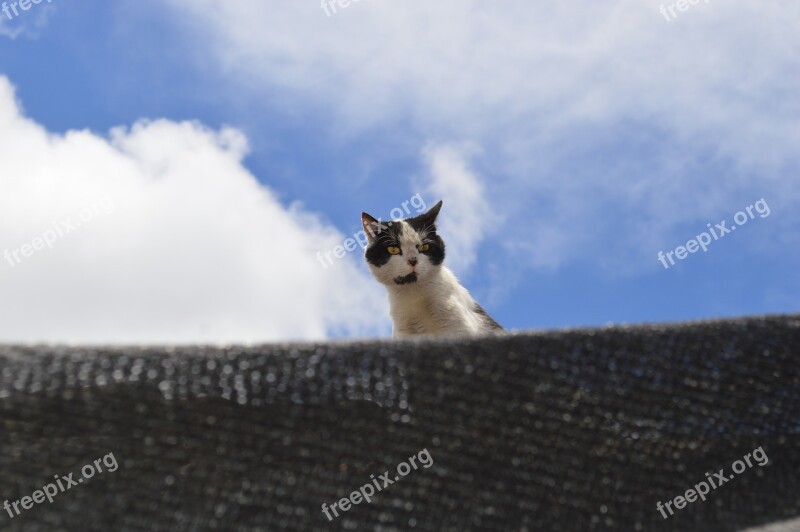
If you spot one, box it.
[393,272,418,285]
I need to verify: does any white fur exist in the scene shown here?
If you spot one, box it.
[367,220,499,337]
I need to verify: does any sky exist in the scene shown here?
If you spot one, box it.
[0,0,797,344]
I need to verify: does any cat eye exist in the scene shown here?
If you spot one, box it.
[418,244,430,252]
[387,246,402,255]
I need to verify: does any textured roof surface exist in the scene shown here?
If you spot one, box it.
[0,315,798,531]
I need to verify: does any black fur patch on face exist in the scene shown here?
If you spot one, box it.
[404,207,438,235]
[404,204,446,265]
[394,272,418,285]
[420,235,445,265]
[364,222,404,267]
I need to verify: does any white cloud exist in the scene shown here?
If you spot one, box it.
[158,0,800,272]
[421,143,494,275]
[0,77,389,344]
[162,0,800,166]
[0,21,24,39]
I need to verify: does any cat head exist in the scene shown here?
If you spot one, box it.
[361,200,445,287]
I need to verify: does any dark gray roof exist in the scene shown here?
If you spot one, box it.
[1,314,798,531]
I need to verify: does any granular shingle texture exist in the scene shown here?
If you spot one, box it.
[0,314,798,531]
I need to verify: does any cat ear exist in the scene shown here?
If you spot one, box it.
[422,200,443,223]
[361,212,384,242]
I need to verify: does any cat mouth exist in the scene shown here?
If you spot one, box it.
[393,272,418,285]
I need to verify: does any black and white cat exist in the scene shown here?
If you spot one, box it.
[361,200,503,337]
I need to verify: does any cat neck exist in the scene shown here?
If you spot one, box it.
[386,266,471,305]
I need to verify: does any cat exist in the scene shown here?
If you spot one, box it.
[361,200,503,337]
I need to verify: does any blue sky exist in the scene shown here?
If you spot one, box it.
[0,0,797,343]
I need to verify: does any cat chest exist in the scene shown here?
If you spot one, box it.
[392,301,438,334]
[390,295,467,335]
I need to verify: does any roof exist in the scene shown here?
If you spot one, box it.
[1,314,798,530]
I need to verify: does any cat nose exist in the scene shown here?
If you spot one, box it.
[408,257,418,266]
